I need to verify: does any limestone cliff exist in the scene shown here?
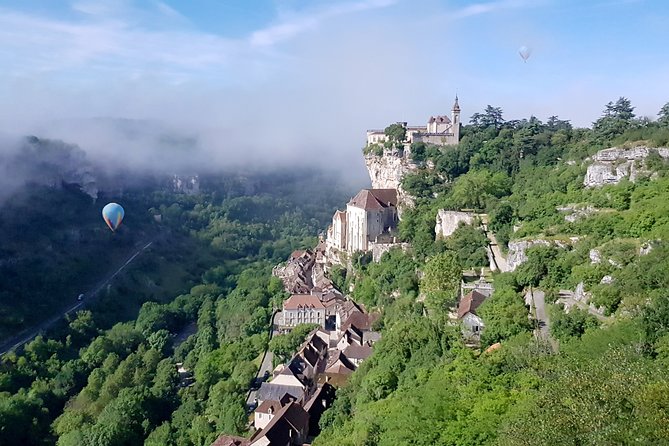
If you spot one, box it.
[507,237,580,271]
[435,210,477,238]
[364,147,419,208]
[583,146,669,187]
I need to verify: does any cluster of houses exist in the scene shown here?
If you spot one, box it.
[210,99,505,445]
[211,249,381,446]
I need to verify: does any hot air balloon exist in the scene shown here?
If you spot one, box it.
[102,203,125,232]
[518,46,531,63]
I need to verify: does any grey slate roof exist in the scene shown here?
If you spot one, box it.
[256,382,304,403]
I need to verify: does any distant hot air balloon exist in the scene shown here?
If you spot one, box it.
[518,46,532,63]
[102,203,125,232]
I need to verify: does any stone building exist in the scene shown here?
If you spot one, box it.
[280,295,326,330]
[326,189,399,256]
[365,97,461,146]
[458,290,488,343]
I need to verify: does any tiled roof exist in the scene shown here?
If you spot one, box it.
[457,290,488,319]
[347,189,398,210]
[256,400,282,414]
[343,344,373,360]
[428,115,452,124]
[340,326,363,345]
[283,294,325,310]
[325,351,356,375]
[210,435,249,446]
[257,382,304,403]
[303,382,336,413]
[341,311,379,333]
[250,402,309,445]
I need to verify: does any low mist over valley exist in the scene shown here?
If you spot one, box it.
[2,1,669,446]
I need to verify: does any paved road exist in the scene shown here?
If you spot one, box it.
[528,289,558,351]
[531,290,550,339]
[0,239,155,356]
[246,311,278,408]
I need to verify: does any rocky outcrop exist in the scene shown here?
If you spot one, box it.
[507,237,580,271]
[557,205,597,222]
[589,249,602,264]
[507,240,551,271]
[365,148,419,209]
[583,146,669,187]
[435,210,477,239]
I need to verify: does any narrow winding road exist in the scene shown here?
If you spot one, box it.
[0,238,156,355]
[527,289,558,351]
[478,214,510,273]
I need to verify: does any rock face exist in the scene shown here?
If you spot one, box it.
[435,210,477,238]
[557,205,597,222]
[590,249,602,264]
[365,148,419,208]
[584,146,669,187]
[507,239,552,271]
[507,237,580,271]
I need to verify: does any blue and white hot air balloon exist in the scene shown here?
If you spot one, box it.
[102,203,125,232]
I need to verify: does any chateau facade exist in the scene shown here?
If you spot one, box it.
[366,97,461,146]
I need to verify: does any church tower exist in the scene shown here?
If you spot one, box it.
[451,95,461,143]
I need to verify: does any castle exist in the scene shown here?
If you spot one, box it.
[366,96,461,146]
[326,98,461,262]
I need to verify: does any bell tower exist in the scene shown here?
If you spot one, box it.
[451,95,461,143]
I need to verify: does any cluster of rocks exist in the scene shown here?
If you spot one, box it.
[556,205,598,223]
[583,146,669,188]
[506,237,580,271]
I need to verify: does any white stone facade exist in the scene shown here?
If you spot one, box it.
[366,97,461,146]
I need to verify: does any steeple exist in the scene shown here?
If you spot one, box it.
[452,95,460,113]
[451,94,461,142]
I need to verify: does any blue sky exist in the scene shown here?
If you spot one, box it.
[0,0,668,175]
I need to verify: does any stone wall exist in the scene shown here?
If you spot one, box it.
[369,241,411,262]
[583,146,669,187]
[435,210,477,239]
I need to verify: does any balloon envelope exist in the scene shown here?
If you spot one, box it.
[518,46,531,62]
[102,203,125,232]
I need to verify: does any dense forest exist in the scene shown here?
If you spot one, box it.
[314,98,669,445]
[2,97,669,446]
[0,145,353,445]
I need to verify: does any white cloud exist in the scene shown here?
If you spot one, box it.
[451,0,546,20]
[249,0,398,47]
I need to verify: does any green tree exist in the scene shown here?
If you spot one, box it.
[593,97,636,140]
[550,305,600,341]
[384,123,407,143]
[658,102,669,127]
[421,252,461,315]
